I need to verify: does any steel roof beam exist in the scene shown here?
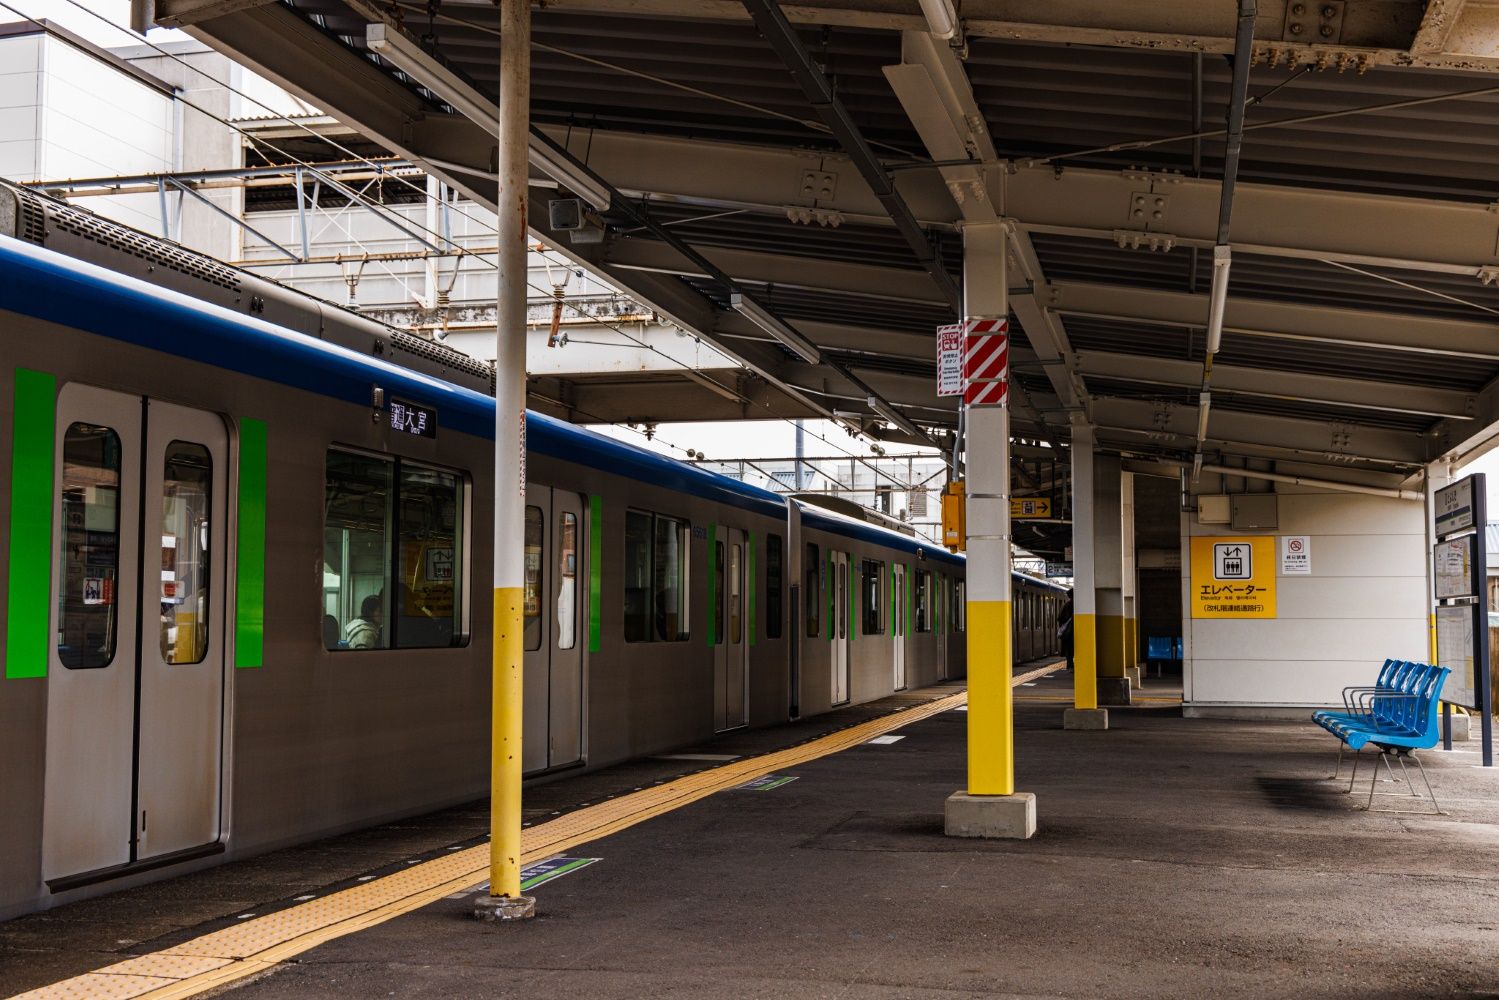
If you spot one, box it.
[740,0,963,313]
[1046,279,1499,361]
[606,236,948,306]
[1073,349,1474,420]
[1089,396,1427,467]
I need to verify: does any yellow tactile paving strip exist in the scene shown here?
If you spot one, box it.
[12,669,1059,1000]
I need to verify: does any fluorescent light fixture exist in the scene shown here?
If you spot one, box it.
[1205,244,1232,355]
[366,22,611,212]
[919,0,959,39]
[728,292,821,364]
[1196,391,1212,442]
[868,395,920,437]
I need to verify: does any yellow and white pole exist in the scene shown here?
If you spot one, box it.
[943,221,1033,839]
[478,0,535,921]
[1063,419,1107,728]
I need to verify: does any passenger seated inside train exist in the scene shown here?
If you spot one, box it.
[345,595,384,649]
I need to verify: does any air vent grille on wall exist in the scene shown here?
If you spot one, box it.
[389,329,493,381]
[49,204,242,291]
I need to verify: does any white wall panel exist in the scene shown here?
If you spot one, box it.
[1183,486,1428,709]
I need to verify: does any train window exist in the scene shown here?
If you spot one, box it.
[57,423,123,669]
[624,509,690,643]
[323,450,393,651]
[653,515,689,641]
[324,450,469,652]
[160,441,212,665]
[729,543,743,644]
[837,559,846,639]
[861,559,884,635]
[396,464,466,650]
[557,512,577,650]
[623,511,652,642]
[523,505,544,651]
[766,534,783,639]
[914,570,931,633]
[805,543,820,638]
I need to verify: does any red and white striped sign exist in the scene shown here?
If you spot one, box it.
[962,317,1009,407]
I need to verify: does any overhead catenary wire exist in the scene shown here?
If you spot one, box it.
[4,0,934,470]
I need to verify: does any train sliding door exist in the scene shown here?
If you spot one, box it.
[522,485,585,773]
[136,401,228,861]
[891,563,906,691]
[713,527,747,732]
[43,385,228,882]
[830,551,849,705]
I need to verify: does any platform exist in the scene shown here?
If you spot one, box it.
[6,667,1499,1000]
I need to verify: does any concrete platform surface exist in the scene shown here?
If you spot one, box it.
[9,667,1499,999]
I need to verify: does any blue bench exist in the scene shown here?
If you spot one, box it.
[1144,635,1181,678]
[1312,660,1449,813]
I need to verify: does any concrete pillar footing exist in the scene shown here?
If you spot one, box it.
[1098,677,1133,706]
[473,894,536,922]
[1125,665,1141,687]
[944,791,1036,840]
[1449,714,1471,742]
[1063,707,1110,731]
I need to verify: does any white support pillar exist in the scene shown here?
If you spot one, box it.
[944,221,1035,840]
[1064,420,1108,729]
[477,0,535,922]
[1094,455,1132,706]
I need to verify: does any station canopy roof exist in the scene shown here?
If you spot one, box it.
[167,0,1499,493]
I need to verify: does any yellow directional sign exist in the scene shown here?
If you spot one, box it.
[1010,497,1052,518]
[1189,536,1276,619]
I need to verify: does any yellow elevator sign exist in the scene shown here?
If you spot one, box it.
[1189,536,1276,619]
[1010,497,1052,518]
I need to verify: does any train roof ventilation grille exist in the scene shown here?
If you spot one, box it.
[49,205,242,291]
[389,329,492,380]
[18,191,45,245]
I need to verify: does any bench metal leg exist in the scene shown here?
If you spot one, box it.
[1345,746,1362,794]
[1410,751,1445,816]
[1359,749,1445,815]
[1330,741,1345,781]
[1393,754,1420,796]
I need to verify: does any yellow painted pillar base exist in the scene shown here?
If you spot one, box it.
[1073,613,1097,710]
[966,599,1014,796]
[489,585,528,904]
[1096,614,1127,679]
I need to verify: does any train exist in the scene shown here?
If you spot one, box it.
[0,185,1067,918]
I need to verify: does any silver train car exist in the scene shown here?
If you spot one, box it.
[0,198,1066,918]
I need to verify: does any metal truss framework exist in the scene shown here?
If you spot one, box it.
[152,0,1499,478]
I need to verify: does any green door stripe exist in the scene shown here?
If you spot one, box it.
[748,530,756,647]
[234,418,267,669]
[588,495,602,653]
[706,523,717,647]
[6,369,56,679]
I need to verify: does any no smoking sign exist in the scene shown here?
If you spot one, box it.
[1281,535,1311,575]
